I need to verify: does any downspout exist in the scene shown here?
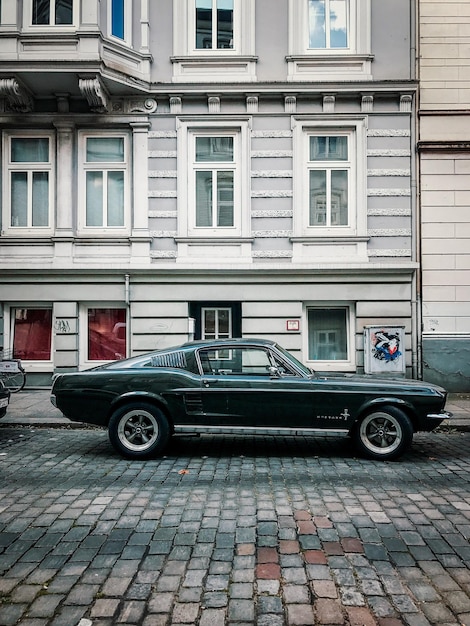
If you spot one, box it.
[125,274,130,357]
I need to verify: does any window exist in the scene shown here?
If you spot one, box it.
[308,0,348,49]
[11,308,52,361]
[3,134,54,232]
[306,305,355,370]
[87,308,127,361]
[109,0,131,44]
[32,0,73,25]
[172,0,256,82]
[190,302,242,340]
[308,135,349,228]
[287,0,372,81]
[196,0,233,49]
[79,134,129,232]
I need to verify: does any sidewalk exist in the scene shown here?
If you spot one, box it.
[2,388,470,429]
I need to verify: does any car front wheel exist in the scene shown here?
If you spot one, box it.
[353,406,413,461]
[108,402,170,459]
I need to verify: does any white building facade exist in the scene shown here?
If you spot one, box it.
[0,1,418,385]
[418,0,470,391]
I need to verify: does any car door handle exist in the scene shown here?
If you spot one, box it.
[202,378,218,386]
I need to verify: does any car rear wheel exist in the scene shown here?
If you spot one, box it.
[353,406,413,461]
[108,402,170,459]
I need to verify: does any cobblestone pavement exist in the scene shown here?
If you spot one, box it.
[1,428,470,625]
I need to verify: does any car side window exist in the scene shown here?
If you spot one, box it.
[199,347,273,375]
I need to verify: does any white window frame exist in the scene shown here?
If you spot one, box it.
[3,304,54,371]
[108,0,132,46]
[177,120,251,239]
[201,307,232,340]
[2,131,55,236]
[172,0,256,82]
[79,304,128,370]
[23,0,79,30]
[287,0,372,81]
[293,118,366,239]
[77,131,131,235]
[304,303,356,372]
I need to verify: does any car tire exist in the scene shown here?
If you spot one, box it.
[108,402,170,459]
[353,406,413,461]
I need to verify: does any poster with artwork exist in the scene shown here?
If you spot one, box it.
[364,326,405,375]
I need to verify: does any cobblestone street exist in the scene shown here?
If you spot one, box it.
[1,427,470,625]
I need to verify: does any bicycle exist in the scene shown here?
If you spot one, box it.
[0,352,26,393]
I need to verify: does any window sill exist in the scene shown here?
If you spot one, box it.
[171,55,258,83]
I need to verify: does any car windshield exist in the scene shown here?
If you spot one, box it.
[273,343,313,377]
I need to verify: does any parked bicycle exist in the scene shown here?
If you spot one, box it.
[0,352,26,393]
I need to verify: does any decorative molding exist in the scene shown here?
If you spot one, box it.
[124,98,157,114]
[367,208,411,216]
[361,95,374,112]
[246,96,258,113]
[367,169,411,177]
[285,95,296,113]
[367,150,411,157]
[367,189,411,197]
[252,150,293,158]
[170,96,182,114]
[400,95,413,112]
[148,151,177,158]
[150,231,178,238]
[251,170,292,178]
[148,191,178,198]
[367,129,410,137]
[208,96,220,113]
[149,131,177,139]
[252,190,293,198]
[78,76,110,113]
[252,210,293,218]
[252,131,292,138]
[150,250,178,258]
[0,77,33,113]
[368,229,411,237]
[148,171,177,178]
[323,95,335,113]
[253,230,293,238]
[149,210,178,218]
[252,250,293,258]
[368,249,411,257]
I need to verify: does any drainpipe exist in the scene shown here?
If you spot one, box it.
[125,274,130,356]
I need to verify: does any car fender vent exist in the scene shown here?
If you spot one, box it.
[184,393,204,414]
[151,351,187,369]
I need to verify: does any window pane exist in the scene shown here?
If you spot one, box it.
[86,137,124,162]
[217,309,230,336]
[217,0,233,48]
[196,0,212,49]
[32,0,50,24]
[308,0,326,48]
[309,170,327,226]
[13,308,52,360]
[308,309,347,361]
[330,170,348,225]
[11,138,49,163]
[32,172,49,226]
[55,0,73,24]
[203,309,216,338]
[217,171,234,226]
[310,136,347,161]
[196,170,212,226]
[11,173,28,227]
[196,137,233,162]
[330,0,347,48]
[88,309,127,361]
[107,171,124,226]
[111,0,125,38]
[86,171,103,226]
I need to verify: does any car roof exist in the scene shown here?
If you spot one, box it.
[180,338,277,350]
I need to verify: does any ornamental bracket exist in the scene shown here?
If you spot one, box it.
[79,75,110,113]
[0,77,34,113]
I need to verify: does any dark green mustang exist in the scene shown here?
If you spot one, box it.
[51,338,451,461]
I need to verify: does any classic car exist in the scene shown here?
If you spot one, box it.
[50,338,451,461]
[0,379,11,418]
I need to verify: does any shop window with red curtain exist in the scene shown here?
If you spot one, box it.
[88,308,127,361]
[12,308,52,360]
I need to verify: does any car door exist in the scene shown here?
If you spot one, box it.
[197,345,323,428]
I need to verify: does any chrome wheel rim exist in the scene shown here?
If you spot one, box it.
[359,412,402,456]
[117,409,159,452]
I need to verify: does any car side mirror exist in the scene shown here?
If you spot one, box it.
[268,366,281,378]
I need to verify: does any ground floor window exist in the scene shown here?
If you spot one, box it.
[87,308,127,361]
[189,302,241,340]
[12,308,52,360]
[306,305,355,370]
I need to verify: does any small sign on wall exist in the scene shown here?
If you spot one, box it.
[286,320,300,332]
[364,326,405,375]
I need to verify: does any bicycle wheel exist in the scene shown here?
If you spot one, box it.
[2,370,26,393]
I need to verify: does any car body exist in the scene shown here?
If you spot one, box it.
[51,338,451,461]
[0,379,11,418]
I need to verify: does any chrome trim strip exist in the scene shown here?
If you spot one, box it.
[427,411,452,420]
[174,425,349,437]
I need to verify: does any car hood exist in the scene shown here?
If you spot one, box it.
[318,373,446,395]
